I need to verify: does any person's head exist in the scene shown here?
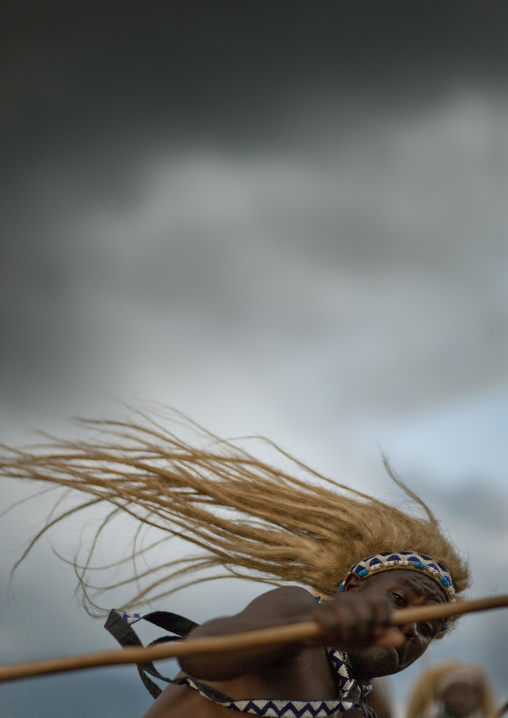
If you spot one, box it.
[343,567,448,680]
[291,461,470,652]
[406,662,496,718]
[440,670,484,717]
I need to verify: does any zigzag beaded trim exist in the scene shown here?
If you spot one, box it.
[177,649,373,718]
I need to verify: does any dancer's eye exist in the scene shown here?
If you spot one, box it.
[419,622,434,637]
[391,592,406,607]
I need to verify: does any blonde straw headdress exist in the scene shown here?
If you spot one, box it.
[0,407,470,633]
[406,661,496,718]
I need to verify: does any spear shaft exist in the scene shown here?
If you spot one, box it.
[1,593,506,683]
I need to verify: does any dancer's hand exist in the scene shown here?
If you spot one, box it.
[310,592,403,650]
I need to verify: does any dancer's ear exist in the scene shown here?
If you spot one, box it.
[343,573,362,592]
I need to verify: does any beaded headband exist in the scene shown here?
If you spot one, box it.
[338,551,455,631]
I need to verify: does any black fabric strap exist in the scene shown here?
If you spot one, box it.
[104,609,199,699]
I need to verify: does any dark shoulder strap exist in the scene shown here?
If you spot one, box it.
[104,609,199,699]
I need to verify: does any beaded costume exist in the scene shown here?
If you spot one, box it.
[175,651,373,718]
[106,609,375,718]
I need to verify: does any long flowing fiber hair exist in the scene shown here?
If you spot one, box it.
[1,408,470,624]
[405,661,496,718]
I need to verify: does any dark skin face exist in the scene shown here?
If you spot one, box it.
[343,569,447,680]
[442,675,483,717]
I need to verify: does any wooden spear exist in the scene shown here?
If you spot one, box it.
[0,594,507,684]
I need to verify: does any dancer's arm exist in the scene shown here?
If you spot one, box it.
[178,585,398,681]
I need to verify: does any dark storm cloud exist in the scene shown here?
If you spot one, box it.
[3,1,508,160]
[1,119,507,419]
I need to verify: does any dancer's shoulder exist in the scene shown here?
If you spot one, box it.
[239,585,318,619]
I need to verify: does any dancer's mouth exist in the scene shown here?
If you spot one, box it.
[394,644,406,670]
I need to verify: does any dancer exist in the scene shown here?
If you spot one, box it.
[405,662,496,718]
[1,409,470,717]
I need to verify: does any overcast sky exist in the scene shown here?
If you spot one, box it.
[1,3,507,716]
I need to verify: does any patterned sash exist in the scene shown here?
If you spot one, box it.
[175,649,373,717]
[105,610,374,718]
